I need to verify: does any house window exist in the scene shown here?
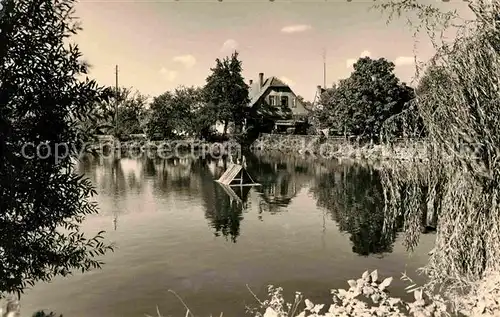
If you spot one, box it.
[281,96,289,107]
[291,97,296,108]
[269,95,277,106]
[269,184,275,196]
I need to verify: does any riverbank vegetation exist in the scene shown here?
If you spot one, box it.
[0,0,114,303]
[252,134,429,162]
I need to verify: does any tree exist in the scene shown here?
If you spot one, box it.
[115,88,148,139]
[308,85,338,131]
[319,84,337,106]
[147,91,175,140]
[203,51,250,136]
[415,63,451,96]
[382,63,451,140]
[147,86,215,140]
[321,57,415,140]
[75,99,114,137]
[0,0,114,297]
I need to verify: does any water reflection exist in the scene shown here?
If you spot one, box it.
[312,164,404,256]
[21,152,436,317]
[207,184,251,242]
[246,153,311,214]
[76,152,416,254]
[198,160,251,242]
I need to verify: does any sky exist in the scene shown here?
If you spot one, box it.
[73,0,473,102]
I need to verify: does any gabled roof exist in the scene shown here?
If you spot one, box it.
[248,76,289,107]
[303,102,314,112]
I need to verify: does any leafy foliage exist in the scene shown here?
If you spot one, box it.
[78,87,148,139]
[147,86,216,140]
[32,311,63,317]
[315,57,415,141]
[114,88,148,139]
[75,98,114,139]
[313,164,402,256]
[378,0,500,293]
[308,85,337,131]
[0,0,113,297]
[203,51,250,135]
[248,270,450,317]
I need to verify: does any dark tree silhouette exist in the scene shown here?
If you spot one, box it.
[203,51,250,136]
[0,0,113,296]
[199,160,249,243]
[313,164,403,256]
[316,57,415,140]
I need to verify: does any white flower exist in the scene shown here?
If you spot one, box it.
[263,307,279,317]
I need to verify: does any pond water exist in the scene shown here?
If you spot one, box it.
[21,152,434,317]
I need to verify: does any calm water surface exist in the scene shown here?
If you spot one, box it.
[22,152,434,317]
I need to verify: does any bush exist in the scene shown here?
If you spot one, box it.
[247,270,450,317]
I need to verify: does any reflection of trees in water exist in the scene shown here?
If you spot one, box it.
[77,152,432,255]
[199,161,250,242]
[209,185,249,243]
[76,153,146,195]
[312,164,403,256]
[144,157,157,177]
[151,157,202,196]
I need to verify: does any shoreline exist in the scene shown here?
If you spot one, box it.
[250,134,430,163]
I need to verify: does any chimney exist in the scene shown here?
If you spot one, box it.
[249,79,253,85]
[259,73,264,89]
[317,85,323,97]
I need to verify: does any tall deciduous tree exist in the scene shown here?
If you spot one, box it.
[203,51,250,136]
[80,87,148,139]
[147,86,215,140]
[115,88,148,138]
[309,85,338,131]
[0,0,114,297]
[321,57,415,140]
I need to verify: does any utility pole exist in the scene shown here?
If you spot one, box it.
[322,48,327,89]
[115,65,119,138]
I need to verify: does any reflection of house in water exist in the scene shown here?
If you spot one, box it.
[244,152,314,213]
[263,173,296,206]
[259,163,312,213]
